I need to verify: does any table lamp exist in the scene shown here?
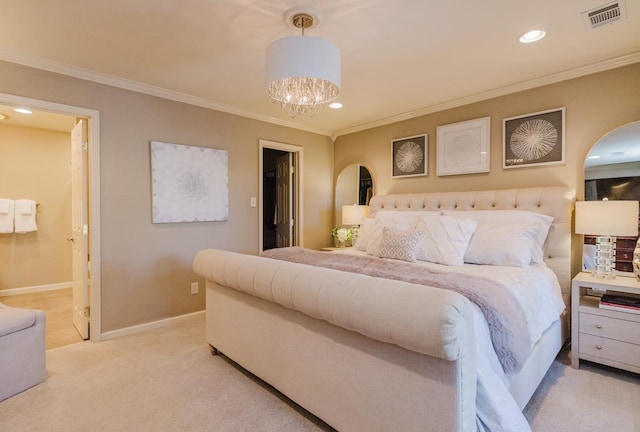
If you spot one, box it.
[575,199,639,279]
[341,204,369,243]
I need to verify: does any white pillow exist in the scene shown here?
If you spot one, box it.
[353,217,376,251]
[463,220,539,267]
[376,227,424,262]
[414,214,477,266]
[442,210,553,264]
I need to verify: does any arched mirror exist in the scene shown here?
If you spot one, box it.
[335,164,373,226]
[583,120,640,272]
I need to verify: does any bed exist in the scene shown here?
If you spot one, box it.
[193,186,575,432]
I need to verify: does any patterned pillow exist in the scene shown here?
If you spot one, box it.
[376,227,424,262]
[366,212,434,256]
[414,214,478,266]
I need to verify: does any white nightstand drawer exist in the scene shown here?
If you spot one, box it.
[579,333,640,367]
[580,312,640,345]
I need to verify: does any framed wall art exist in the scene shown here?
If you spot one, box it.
[391,134,428,178]
[436,117,490,176]
[503,107,565,169]
[150,141,229,223]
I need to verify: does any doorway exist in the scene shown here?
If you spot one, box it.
[258,140,303,252]
[0,93,101,342]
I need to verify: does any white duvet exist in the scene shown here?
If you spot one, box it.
[334,248,565,432]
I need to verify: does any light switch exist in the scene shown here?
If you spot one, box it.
[250,197,257,207]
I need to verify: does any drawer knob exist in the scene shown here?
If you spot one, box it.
[596,345,603,350]
[596,324,602,329]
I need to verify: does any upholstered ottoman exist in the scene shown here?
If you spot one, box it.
[0,303,46,401]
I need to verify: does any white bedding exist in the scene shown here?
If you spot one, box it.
[332,248,565,432]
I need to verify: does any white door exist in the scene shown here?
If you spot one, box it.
[276,153,293,247]
[71,119,89,339]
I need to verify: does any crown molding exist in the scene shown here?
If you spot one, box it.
[2,49,638,140]
[333,52,640,138]
[0,49,334,137]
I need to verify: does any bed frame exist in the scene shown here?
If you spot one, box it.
[368,187,576,408]
[194,186,576,432]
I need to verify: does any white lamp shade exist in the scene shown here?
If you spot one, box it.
[575,200,639,236]
[266,35,341,91]
[342,205,369,225]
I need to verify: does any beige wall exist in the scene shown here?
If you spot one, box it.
[335,63,640,276]
[3,59,638,333]
[335,64,640,197]
[0,124,72,290]
[0,60,334,332]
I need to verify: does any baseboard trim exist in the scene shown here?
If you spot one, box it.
[100,310,205,341]
[0,282,72,297]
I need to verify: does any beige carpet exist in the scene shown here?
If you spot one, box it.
[1,313,638,431]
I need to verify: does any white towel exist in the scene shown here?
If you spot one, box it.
[14,199,37,233]
[0,199,14,233]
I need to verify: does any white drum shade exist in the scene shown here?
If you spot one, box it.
[266,35,340,104]
[266,36,340,88]
[575,200,639,236]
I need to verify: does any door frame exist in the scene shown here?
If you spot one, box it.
[258,139,303,252]
[0,92,102,341]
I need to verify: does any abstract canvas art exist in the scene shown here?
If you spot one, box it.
[150,141,228,223]
[503,108,565,169]
[436,117,490,176]
[391,134,428,178]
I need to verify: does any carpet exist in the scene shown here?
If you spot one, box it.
[0,313,638,431]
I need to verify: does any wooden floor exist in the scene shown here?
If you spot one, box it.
[0,288,84,349]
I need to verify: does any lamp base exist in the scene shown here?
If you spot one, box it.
[593,236,616,279]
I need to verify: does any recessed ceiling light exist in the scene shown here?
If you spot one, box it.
[0,114,5,120]
[519,29,546,43]
[588,155,601,159]
[14,108,33,114]
[329,102,343,109]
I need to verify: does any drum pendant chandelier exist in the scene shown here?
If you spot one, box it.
[266,7,341,118]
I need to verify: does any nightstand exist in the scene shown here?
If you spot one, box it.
[320,247,351,252]
[571,272,640,374]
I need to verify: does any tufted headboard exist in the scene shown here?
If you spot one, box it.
[368,186,576,305]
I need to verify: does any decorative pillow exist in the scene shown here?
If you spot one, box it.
[463,220,539,267]
[414,214,477,266]
[366,210,440,256]
[376,227,424,262]
[366,216,415,256]
[353,217,376,251]
[442,210,553,264]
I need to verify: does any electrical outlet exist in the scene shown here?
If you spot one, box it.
[190,282,199,295]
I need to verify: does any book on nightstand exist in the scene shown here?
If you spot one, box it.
[599,293,640,315]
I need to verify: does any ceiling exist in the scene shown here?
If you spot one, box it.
[0,105,75,132]
[0,0,638,137]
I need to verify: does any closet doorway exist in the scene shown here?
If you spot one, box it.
[0,93,101,344]
[258,140,303,252]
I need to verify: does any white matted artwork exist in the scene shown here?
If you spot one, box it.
[150,141,228,223]
[436,117,490,176]
[391,134,428,178]
[503,107,565,169]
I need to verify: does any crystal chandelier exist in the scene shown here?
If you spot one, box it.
[266,7,341,118]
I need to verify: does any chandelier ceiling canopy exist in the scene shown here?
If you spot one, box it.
[265,7,341,118]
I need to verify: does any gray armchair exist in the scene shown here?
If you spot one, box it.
[0,302,46,401]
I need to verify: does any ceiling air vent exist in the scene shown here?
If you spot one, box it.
[582,1,627,30]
